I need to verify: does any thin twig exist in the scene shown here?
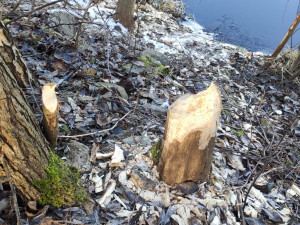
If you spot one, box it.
[6,0,64,24]
[129,0,144,75]
[27,0,36,23]
[242,113,299,210]
[103,39,131,108]
[44,21,91,29]
[95,5,114,37]
[75,0,94,48]
[3,0,22,19]
[0,0,5,20]
[58,110,132,138]
[133,85,144,114]
[242,90,266,168]
[236,189,246,225]
[270,114,299,158]
[0,147,20,225]
[53,220,84,225]
[260,166,284,177]
[242,165,265,210]
[97,82,130,106]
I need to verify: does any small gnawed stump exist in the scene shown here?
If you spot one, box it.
[158,83,222,186]
[42,83,59,150]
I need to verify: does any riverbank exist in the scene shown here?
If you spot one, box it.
[2,0,300,223]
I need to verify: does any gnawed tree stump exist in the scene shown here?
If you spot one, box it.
[158,83,222,186]
[42,83,59,150]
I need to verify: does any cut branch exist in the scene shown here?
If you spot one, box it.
[42,83,59,150]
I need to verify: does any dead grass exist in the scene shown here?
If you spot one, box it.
[268,49,300,80]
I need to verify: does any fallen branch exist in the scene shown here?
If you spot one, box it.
[236,189,246,225]
[271,13,300,58]
[6,0,64,24]
[58,110,132,138]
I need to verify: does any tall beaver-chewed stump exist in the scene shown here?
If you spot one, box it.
[157,83,222,186]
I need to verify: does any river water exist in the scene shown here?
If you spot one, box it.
[183,0,300,53]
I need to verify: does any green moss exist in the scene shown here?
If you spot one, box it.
[285,157,294,166]
[233,129,244,136]
[149,139,163,165]
[60,124,69,132]
[155,63,170,75]
[122,64,131,70]
[140,55,170,75]
[140,55,156,68]
[34,152,88,208]
[261,118,271,129]
[34,35,42,42]
[2,19,10,23]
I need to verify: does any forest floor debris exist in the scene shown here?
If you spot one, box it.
[1,0,300,224]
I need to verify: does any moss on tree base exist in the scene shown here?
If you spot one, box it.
[34,152,88,208]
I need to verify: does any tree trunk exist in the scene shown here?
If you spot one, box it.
[0,22,50,200]
[158,83,222,186]
[115,0,135,30]
[0,22,38,87]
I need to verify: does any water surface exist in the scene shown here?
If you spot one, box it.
[183,0,300,53]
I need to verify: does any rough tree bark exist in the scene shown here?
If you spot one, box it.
[114,0,135,30]
[158,83,222,186]
[0,22,50,200]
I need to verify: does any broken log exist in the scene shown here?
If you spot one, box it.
[42,83,59,150]
[158,83,222,186]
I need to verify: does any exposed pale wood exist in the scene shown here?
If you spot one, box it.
[0,21,50,200]
[158,83,222,186]
[114,0,135,30]
[271,13,300,58]
[42,83,59,150]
